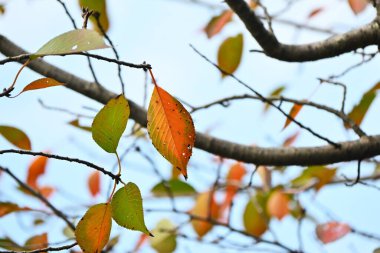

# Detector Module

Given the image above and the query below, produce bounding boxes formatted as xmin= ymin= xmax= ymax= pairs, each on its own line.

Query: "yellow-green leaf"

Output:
xmin=151 ymin=179 xmax=196 ymax=197
xmin=150 ymin=219 xmax=177 ymax=253
xmin=217 ymin=33 xmax=243 ymax=77
xmin=292 ymin=166 xmax=336 ymax=191
xmin=0 ymin=125 xmax=31 ymax=150
xmin=69 ymin=119 xmax=92 ymax=132
xmin=264 ymin=85 xmax=286 ymax=112
xmin=75 ymin=203 xmax=112 ymax=253
xmin=79 ymin=0 xmax=109 ymax=32
xmin=92 ymin=95 xmax=130 ymax=153
xmin=111 ymin=183 xmax=151 ymax=235
xmin=13 ymin=78 xmax=64 ymax=97
xmin=147 ymin=85 xmax=195 ymax=179
xmin=243 ymin=197 xmax=268 ymax=237
xmin=32 ymin=29 xmax=109 ymax=59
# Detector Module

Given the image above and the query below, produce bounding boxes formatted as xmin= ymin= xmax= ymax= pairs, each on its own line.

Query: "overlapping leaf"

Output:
xmin=221 ymin=163 xmax=246 ymax=212
xmin=147 ymin=85 xmax=195 ymax=179
xmin=92 ymin=95 xmax=130 ymax=153
xmin=217 ymin=33 xmax=243 ymax=77
xmin=75 ymin=203 xmax=112 ymax=253
xmin=111 ymin=183 xmax=151 ymax=235
xmin=0 ymin=126 xmax=31 ymax=150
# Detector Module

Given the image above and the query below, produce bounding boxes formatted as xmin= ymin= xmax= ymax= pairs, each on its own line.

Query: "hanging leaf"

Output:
xmin=111 ymin=183 xmax=151 ymax=235
xmin=204 ymin=10 xmax=233 ymax=39
xmin=346 ymin=82 xmax=380 ymax=128
xmin=316 ymin=222 xmax=351 ymax=244
xmin=243 ymin=197 xmax=268 ymax=237
xmin=68 ymin=119 xmax=92 ymax=132
xmin=190 ymin=191 xmax=220 ymax=237
xmin=266 ymin=190 xmax=290 ymax=220
xmin=24 ymin=233 xmax=48 ymax=251
xmin=92 ymin=95 xmax=130 ymax=153
xmin=348 ymin=0 xmax=368 ymax=14
xmin=75 ymin=203 xmax=112 ymax=253
xmin=221 ymin=163 xmax=246 ymax=212
xmin=307 ymin=7 xmax=324 ymax=19
xmin=292 ymin=166 xmax=336 ymax=191
xmin=88 ymin=171 xmax=101 ymax=197
xmin=257 ymin=166 xmax=271 ymax=192
xmin=147 ymin=84 xmax=195 ymax=179
xmin=150 ymin=219 xmax=177 ymax=253
xmin=0 ymin=237 xmax=24 ymax=251
xmin=32 ymin=29 xmax=109 ymax=59
xmin=27 ymin=156 xmax=48 ymax=189
xmin=0 ymin=202 xmax=30 ymax=217
xmin=13 ymin=78 xmax=64 ymax=97
xmin=263 ymin=85 xmax=286 ymax=112
xmin=283 ymin=103 xmax=303 ymax=130
xmin=282 ymin=131 xmax=300 ymax=147
xmin=132 ymin=234 xmax=148 ymax=253
xmin=79 ymin=0 xmax=109 ymax=32
xmin=0 ymin=125 xmax=31 ymax=150
xmin=217 ymin=33 xmax=243 ymax=77
xmin=151 ymin=179 xmax=196 ymax=197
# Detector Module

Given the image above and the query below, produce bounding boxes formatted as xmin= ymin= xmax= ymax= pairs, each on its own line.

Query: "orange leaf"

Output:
xmin=0 ymin=202 xmax=30 ymax=217
xmin=132 ymin=234 xmax=148 ymax=253
xmin=190 ymin=191 xmax=220 ymax=237
xmin=24 ymin=233 xmax=48 ymax=251
xmin=39 ymin=186 xmax=55 ymax=198
xmin=316 ymin=222 xmax=351 ymax=244
xmin=307 ymin=7 xmax=324 ymax=19
xmin=283 ymin=103 xmax=303 ymax=130
xmin=75 ymin=203 xmax=112 ymax=253
xmin=266 ymin=191 xmax=290 ymax=220
xmin=14 ymin=78 xmax=64 ymax=97
xmin=348 ymin=0 xmax=368 ymax=14
xmin=27 ymin=156 xmax=48 ymax=189
xmin=221 ymin=163 xmax=246 ymax=212
xmin=282 ymin=131 xmax=300 ymax=147
xmin=204 ymin=10 xmax=233 ymax=39
xmin=147 ymin=72 xmax=195 ymax=179
xmin=88 ymin=171 xmax=101 ymax=197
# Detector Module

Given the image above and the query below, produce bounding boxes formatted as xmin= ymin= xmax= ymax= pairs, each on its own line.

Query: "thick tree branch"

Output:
xmin=1 ymin=34 xmax=380 ymax=166
xmin=225 ymin=0 xmax=380 ymax=62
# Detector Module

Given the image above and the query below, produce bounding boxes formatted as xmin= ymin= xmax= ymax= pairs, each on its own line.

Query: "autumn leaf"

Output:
xmin=316 ymin=222 xmax=351 ymax=244
xmin=348 ymin=0 xmax=368 ymax=14
xmin=263 ymin=85 xmax=286 ymax=112
xmin=68 ymin=119 xmax=92 ymax=132
xmin=243 ymin=196 xmax=268 ymax=237
xmin=111 ymin=183 xmax=151 ymax=235
xmin=204 ymin=10 xmax=233 ymax=39
xmin=0 ymin=237 xmax=24 ymax=251
xmin=0 ymin=202 xmax=30 ymax=217
xmin=282 ymin=131 xmax=300 ymax=147
xmin=190 ymin=191 xmax=220 ymax=237
xmin=75 ymin=203 xmax=112 ymax=253
xmin=151 ymin=179 xmax=196 ymax=197
xmin=266 ymin=190 xmax=290 ymax=220
xmin=0 ymin=125 xmax=31 ymax=150
xmin=292 ymin=166 xmax=336 ymax=191
xmin=24 ymin=233 xmax=48 ymax=251
xmin=27 ymin=156 xmax=48 ymax=189
xmin=79 ymin=0 xmax=109 ymax=32
xmin=13 ymin=78 xmax=64 ymax=97
xmin=150 ymin=219 xmax=177 ymax=253
xmin=92 ymin=95 xmax=130 ymax=153
xmin=283 ymin=103 xmax=303 ymax=130
xmin=217 ymin=33 xmax=243 ymax=77
xmin=32 ymin=29 xmax=109 ymax=59
xmin=39 ymin=186 xmax=55 ymax=198
xmin=147 ymin=74 xmax=195 ymax=179
xmin=132 ymin=234 xmax=148 ymax=253
xmin=88 ymin=171 xmax=101 ymax=197
xmin=307 ymin=7 xmax=324 ymax=19
xmin=221 ymin=163 xmax=246 ymax=212
xmin=257 ymin=166 xmax=271 ymax=191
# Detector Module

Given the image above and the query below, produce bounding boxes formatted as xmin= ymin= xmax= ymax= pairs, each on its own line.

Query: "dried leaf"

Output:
xmin=14 ymin=78 xmax=64 ymax=97
xmin=217 ymin=33 xmax=243 ymax=77
xmin=0 ymin=125 xmax=31 ymax=150
xmin=316 ymin=222 xmax=351 ymax=244
xmin=88 ymin=171 xmax=101 ymax=197
xmin=147 ymin=84 xmax=195 ymax=179
xmin=204 ymin=10 xmax=233 ymax=39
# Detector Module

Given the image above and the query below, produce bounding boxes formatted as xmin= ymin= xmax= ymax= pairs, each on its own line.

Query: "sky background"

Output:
xmin=1 ymin=0 xmax=380 ymax=252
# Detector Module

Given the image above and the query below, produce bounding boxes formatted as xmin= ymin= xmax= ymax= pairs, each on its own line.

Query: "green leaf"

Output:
xmin=264 ymin=85 xmax=286 ymax=112
xmin=0 ymin=125 xmax=31 ymax=150
xmin=32 ymin=29 xmax=109 ymax=59
xmin=150 ymin=219 xmax=177 ymax=253
xmin=79 ymin=0 xmax=109 ymax=32
xmin=0 ymin=237 xmax=24 ymax=251
xmin=217 ymin=33 xmax=243 ymax=77
xmin=92 ymin=95 xmax=130 ymax=153
xmin=346 ymin=82 xmax=380 ymax=128
xmin=0 ymin=202 xmax=30 ymax=217
xmin=291 ymin=166 xmax=336 ymax=191
xmin=151 ymin=179 xmax=196 ymax=197
xmin=111 ymin=183 xmax=151 ymax=235
xmin=75 ymin=203 xmax=112 ymax=253
xmin=243 ymin=196 xmax=268 ymax=237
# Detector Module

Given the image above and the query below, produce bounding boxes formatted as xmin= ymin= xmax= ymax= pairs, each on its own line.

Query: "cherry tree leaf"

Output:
xmin=221 ymin=163 xmax=246 ymax=212
xmin=307 ymin=7 xmax=324 ymax=19
xmin=79 ymin=0 xmax=109 ymax=32
xmin=263 ymin=85 xmax=286 ymax=112
xmin=32 ymin=29 xmax=109 ymax=59
xmin=88 ymin=171 xmax=101 ymax=197
xmin=147 ymin=85 xmax=195 ymax=179
xmin=150 ymin=219 xmax=177 ymax=253
xmin=0 ymin=237 xmax=24 ymax=251
xmin=111 ymin=183 xmax=152 ymax=235
xmin=266 ymin=190 xmax=290 ymax=220
xmin=0 ymin=202 xmax=31 ymax=217
xmin=292 ymin=166 xmax=336 ymax=191
xmin=243 ymin=196 xmax=268 ymax=237
xmin=92 ymin=95 xmax=130 ymax=153
xmin=217 ymin=33 xmax=243 ymax=77
xmin=257 ymin=166 xmax=271 ymax=191
xmin=283 ymin=103 xmax=303 ymax=130
xmin=0 ymin=126 xmax=31 ymax=150
xmin=151 ymin=179 xmax=196 ymax=197
xmin=348 ymin=0 xmax=368 ymax=14
xmin=190 ymin=191 xmax=220 ymax=237
xmin=316 ymin=222 xmax=351 ymax=244
xmin=24 ymin=233 xmax=48 ymax=250
xmin=27 ymin=156 xmax=48 ymax=189
xmin=68 ymin=119 xmax=92 ymax=132
xmin=13 ymin=78 xmax=64 ymax=97
xmin=132 ymin=234 xmax=148 ymax=253
xmin=75 ymin=203 xmax=112 ymax=253
xmin=204 ymin=10 xmax=233 ymax=39
xmin=282 ymin=131 xmax=300 ymax=147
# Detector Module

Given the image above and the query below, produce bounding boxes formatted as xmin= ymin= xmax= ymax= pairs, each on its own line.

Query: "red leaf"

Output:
xmin=88 ymin=171 xmax=101 ymax=197
xmin=316 ymin=222 xmax=351 ymax=244
xmin=27 ymin=156 xmax=48 ymax=189
xmin=204 ymin=10 xmax=233 ymax=39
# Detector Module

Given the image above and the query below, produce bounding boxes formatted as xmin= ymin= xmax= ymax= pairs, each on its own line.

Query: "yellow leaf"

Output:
xmin=217 ymin=33 xmax=243 ymax=77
